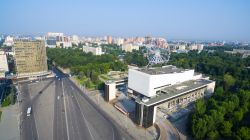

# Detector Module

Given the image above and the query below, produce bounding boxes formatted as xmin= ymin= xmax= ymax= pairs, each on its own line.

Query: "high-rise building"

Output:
xmin=115 ymin=38 xmax=124 ymax=46
xmin=14 ymin=39 xmax=48 ymax=78
xmin=0 ymin=51 xmax=9 ymax=78
xmin=71 ymin=35 xmax=79 ymax=45
xmin=107 ymin=36 xmax=112 ymax=44
xmin=3 ymin=36 xmax=14 ymax=46
xmin=45 ymin=32 xmax=73 ymax=48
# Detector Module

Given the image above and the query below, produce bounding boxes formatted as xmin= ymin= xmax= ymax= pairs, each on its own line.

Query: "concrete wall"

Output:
xmin=108 ymin=83 xmax=116 ymax=101
xmin=128 ymin=69 xmax=195 ymax=97
xmin=206 ymin=81 xmax=216 ymax=94
xmin=149 ymin=70 xmax=195 ymax=94
xmin=128 ymin=69 xmax=151 ymax=96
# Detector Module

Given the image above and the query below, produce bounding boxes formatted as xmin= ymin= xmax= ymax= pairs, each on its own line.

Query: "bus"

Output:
xmin=27 ymin=107 xmax=32 ymax=116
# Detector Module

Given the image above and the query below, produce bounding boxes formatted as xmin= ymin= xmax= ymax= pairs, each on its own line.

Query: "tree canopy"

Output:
xmin=169 ymin=50 xmax=250 ymax=139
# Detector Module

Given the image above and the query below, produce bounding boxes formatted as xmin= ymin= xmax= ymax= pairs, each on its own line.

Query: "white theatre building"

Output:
xmin=127 ymin=65 xmax=215 ymax=128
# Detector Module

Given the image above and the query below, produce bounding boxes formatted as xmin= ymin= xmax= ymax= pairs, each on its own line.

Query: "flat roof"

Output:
xmin=136 ymin=65 xmax=189 ymax=75
xmin=137 ymin=79 xmax=214 ymax=106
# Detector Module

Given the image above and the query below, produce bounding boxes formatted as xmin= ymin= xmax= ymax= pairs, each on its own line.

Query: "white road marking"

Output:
xmin=28 ymin=83 xmax=38 ymax=86
xmin=74 ymin=91 xmax=95 ymax=140
xmin=66 ymin=77 xmax=115 ymax=140
xmin=62 ymin=80 xmax=70 ymax=140
xmin=67 ymin=92 xmax=81 ymax=140
xmin=33 ymin=107 xmax=40 ymax=140
xmin=52 ymin=81 xmax=55 ymax=140
xmin=74 ymin=83 xmax=116 ymax=140
xmin=112 ymin=126 xmax=115 ymax=140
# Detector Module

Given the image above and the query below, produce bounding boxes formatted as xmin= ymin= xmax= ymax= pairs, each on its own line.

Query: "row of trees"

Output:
xmin=169 ymin=51 xmax=250 ymax=91
xmin=168 ymin=50 xmax=250 ymax=139
xmin=124 ymin=49 xmax=148 ymax=67
xmin=1 ymin=84 xmax=16 ymax=107
xmin=47 ymin=48 xmax=127 ymax=89
xmin=100 ymin=44 xmax=148 ymax=67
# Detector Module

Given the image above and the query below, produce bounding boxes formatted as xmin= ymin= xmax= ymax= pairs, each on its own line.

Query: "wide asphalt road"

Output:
xmin=53 ymin=67 xmax=132 ymax=140
xmin=19 ymin=81 xmax=38 ymax=140
xmin=20 ymin=67 xmax=133 ymax=140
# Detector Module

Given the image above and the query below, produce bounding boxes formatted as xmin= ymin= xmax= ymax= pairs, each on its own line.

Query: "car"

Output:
xmin=27 ymin=107 xmax=32 ymax=116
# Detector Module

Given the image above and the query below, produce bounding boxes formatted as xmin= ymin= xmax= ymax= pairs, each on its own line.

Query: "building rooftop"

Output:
xmin=104 ymin=71 xmax=128 ymax=84
xmin=14 ymin=39 xmax=44 ymax=42
xmin=136 ymin=65 xmax=188 ymax=75
xmin=136 ymin=78 xmax=214 ymax=106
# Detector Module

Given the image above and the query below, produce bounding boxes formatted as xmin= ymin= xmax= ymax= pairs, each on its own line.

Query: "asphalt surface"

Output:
xmin=19 ymin=81 xmax=39 ymax=140
xmin=53 ymin=77 xmax=68 ymax=140
xmin=19 ymin=67 xmax=133 ymax=140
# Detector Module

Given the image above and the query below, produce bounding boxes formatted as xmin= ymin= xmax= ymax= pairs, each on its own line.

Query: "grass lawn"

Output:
xmin=76 ymin=77 xmax=97 ymax=90
xmin=1 ymin=96 xmax=11 ymax=107
xmin=99 ymin=74 xmax=109 ymax=81
xmin=77 ymin=77 xmax=88 ymax=85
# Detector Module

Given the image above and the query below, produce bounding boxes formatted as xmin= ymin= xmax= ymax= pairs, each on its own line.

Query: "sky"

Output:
xmin=0 ymin=0 xmax=250 ymax=41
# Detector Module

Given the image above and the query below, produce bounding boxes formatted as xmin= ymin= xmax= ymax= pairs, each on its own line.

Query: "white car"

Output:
xmin=27 ymin=107 xmax=32 ymax=117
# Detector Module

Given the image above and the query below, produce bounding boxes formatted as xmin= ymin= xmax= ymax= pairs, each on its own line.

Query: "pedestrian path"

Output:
xmin=0 ymin=104 xmax=20 ymax=140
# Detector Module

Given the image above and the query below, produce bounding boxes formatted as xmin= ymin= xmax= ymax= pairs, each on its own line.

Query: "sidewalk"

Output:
xmin=156 ymin=111 xmax=180 ymax=140
xmin=0 ymin=104 xmax=20 ymax=140
xmin=70 ymin=77 xmax=158 ymax=140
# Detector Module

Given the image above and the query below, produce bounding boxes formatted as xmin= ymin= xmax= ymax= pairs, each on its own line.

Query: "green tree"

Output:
xmin=214 ymin=86 xmax=224 ymax=100
xmin=191 ymin=118 xmax=207 ymax=139
xmin=194 ymin=99 xmax=206 ymax=116
xmin=207 ymin=98 xmax=218 ymax=110
xmin=233 ymin=110 xmax=244 ymax=123
xmin=207 ymin=130 xmax=219 ymax=140
xmin=223 ymin=74 xmax=236 ymax=91
xmin=237 ymin=127 xmax=250 ymax=140
xmin=219 ymin=121 xmax=233 ymax=137
xmin=221 ymin=101 xmax=236 ymax=113
xmin=204 ymin=115 xmax=216 ymax=132
xmin=210 ymin=110 xmax=224 ymax=126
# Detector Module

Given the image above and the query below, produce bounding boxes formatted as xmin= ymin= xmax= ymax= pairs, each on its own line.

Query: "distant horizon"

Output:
xmin=1 ymin=0 xmax=250 ymax=42
xmin=1 ymin=33 xmax=248 ymax=42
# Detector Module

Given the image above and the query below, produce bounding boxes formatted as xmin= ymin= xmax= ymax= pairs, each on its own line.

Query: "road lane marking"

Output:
xmin=74 ymin=91 xmax=95 ymax=140
xmin=31 ymin=119 xmax=34 ymax=139
xmin=71 ymin=79 xmax=116 ymax=140
xmin=33 ymin=109 xmax=40 ymax=140
xmin=66 ymin=77 xmax=116 ymax=140
xmin=62 ymin=79 xmax=70 ymax=140
xmin=112 ymin=126 xmax=115 ymax=140
xmin=67 ymin=92 xmax=81 ymax=140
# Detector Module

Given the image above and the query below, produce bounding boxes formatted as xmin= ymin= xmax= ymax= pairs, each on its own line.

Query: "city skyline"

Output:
xmin=1 ymin=0 xmax=250 ymax=41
